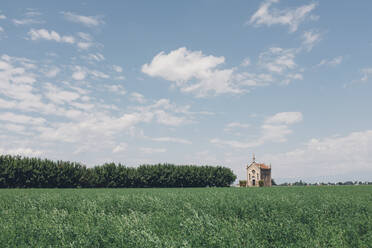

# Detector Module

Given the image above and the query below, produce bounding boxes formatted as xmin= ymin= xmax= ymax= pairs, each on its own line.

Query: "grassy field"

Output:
xmin=0 ymin=186 xmax=371 ymax=248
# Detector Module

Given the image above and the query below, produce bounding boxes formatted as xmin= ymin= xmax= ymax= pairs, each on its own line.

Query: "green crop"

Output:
xmin=0 ymin=186 xmax=371 ymax=247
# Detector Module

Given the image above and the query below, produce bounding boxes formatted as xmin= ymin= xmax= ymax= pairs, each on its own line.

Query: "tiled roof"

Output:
xmin=254 ymin=163 xmax=270 ymax=170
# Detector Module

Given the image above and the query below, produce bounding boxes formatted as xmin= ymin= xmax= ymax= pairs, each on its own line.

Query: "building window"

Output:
xmin=252 ymin=170 xmax=255 ymax=174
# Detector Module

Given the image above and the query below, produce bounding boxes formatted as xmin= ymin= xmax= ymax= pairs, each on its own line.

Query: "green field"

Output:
xmin=0 ymin=186 xmax=371 ymax=248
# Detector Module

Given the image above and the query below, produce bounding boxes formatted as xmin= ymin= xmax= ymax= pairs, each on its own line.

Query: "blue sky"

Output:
xmin=1 ymin=0 xmax=372 ymax=183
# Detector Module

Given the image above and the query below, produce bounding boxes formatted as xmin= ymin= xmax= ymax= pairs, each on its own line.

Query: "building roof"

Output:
xmin=248 ymin=162 xmax=271 ymax=170
xmin=256 ymin=163 xmax=271 ymax=170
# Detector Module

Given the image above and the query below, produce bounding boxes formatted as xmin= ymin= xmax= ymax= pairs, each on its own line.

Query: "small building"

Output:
xmin=246 ymin=154 xmax=272 ymax=187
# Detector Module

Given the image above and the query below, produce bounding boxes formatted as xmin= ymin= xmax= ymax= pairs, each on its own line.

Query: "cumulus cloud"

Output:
xmin=0 ymin=112 xmax=46 ymax=125
xmin=265 ymin=112 xmax=303 ymax=124
xmin=318 ymin=56 xmax=343 ymax=67
xmin=85 ymin=53 xmax=105 ymax=62
xmin=112 ymin=143 xmax=128 ymax=153
xmin=211 ymin=112 xmax=302 ymax=148
xmin=13 ymin=18 xmax=44 ymax=25
xmin=28 ymin=28 xmax=75 ymax=44
xmin=234 ymin=72 xmax=273 ymax=86
xmin=0 ymin=14 xmax=6 ymax=20
xmin=249 ymin=0 xmax=317 ymax=33
xmin=72 ymin=66 xmax=86 ymax=80
xmin=44 ymin=83 xmax=80 ymax=105
xmin=224 ymin=122 xmax=250 ymax=132
xmin=105 ymin=84 xmax=126 ymax=95
xmin=77 ymin=42 xmax=93 ymax=50
xmin=241 ymin=58 xmax=251 ymax=67
xmin=130 ymin=92 xmax=146 ymax=103
xmin=112 ymin=65 xmax=123 ymax=73
xmin=361 ymin=68 xmax=372 ymax=82
xmin=62 ymin=12 xmax=104 ymax=27
xmin=142 ymin=47 xmax=242 ymax=97
xmin=44 ymin=67 xmax=60 ymax=78
xmin=140 ymin=147 xmax=167 ymax=154
xmin=259 ymin=47 xmax=296 ymax=74
xmin=263 ymin=130 xmax=372 ymax=179
xmin=150 ymin=136 xmax=192 ymax=144
xmin=302 ymin=30 xmax=321 ymax=51
xmin=0 ymin=147 xmax=43 ymax=157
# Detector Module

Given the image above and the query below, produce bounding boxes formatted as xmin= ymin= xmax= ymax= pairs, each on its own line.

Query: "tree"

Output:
xmin=271 ymin=178 xmax=277 ymax=186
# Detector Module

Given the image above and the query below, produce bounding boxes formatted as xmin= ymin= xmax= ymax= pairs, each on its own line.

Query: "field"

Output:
xmin=0 ymin=186 xmax=371 ymax=248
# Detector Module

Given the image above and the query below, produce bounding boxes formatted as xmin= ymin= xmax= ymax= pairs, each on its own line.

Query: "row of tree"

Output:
xmin=0 ymin=155 xmax=236 ymax=188
xmin=278 ymin=180 xmax=372 ymax=186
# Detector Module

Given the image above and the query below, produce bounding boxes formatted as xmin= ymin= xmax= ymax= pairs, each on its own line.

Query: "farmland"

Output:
xmin=0 ymin=186 xmax=371 ymax=247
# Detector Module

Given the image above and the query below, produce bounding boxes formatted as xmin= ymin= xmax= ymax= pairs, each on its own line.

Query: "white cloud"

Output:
xmin=263 ymin=130 xmax=372 ymax=179
xmin=0 ymin=112 xmax=46 ymax=125
xmin=113 ymin=65 xmax=123 ymax=73
xmin=361 ymin=68 xmax=372 ymax=82
xmin=225 ymin=122 xmax=250 ymax=132
xmin=155 ymin=110 xmax=186 ymax=126
xmin=13 ymin=18 xmax=44 ymax=25
xmin=44 ymin=67 xmax=60 ymax=78
xmin=90 ymin=70 xmax=109 ymax=79
xmin=86 ymin=53 xmax=105 ymax=62
xmin=112 ymin=142 xmax=128 ymax=153
xmin=235 ymin=72 xmax=273 ymax=86
xmin=241 ymin=57 xmax=251 ymax=67
xmin=211 ymin=112 xmax=302 ymax=149
xmin=28 ymin=29 xmax=75 ymax=44
xmin=150 ymin=136 xmax=192 ymax=144
xmin=72 ymin=66 xmax=86 ymax=80
xmin=140 ymin=147 xmax=167 ymax=154
xmin=77 ymin=42 xmax=93 ymax=50
xmin=0 ymin=26 xmax=3 ymax=32
xmin=210 ymin=138 xmax=256 ymax=149
xmin=265 ymin=111 xmax=303 ymax=124
xmin=77 ymin=32 xmax=93 ymax=41
xmin=259 ymin=47 xmax=296 ymax=74
xmin=142 ymin=47 xmax=242 ymax=97
xmin=44 ymin=83 xmax=80 ymax=105
xmin=302 ymin=30 xmax=321 ymax=51
xmin=0 ymin=14 xmax=6 ymax=20
xmin=105 ymin=84 xmax=126 ymax=95
xmin=62 ymin=12 xmax=104 ymax=27
xmin=249 ymin=0 xmax=317 ymax=33
xmin=318 ymin=56 xmax=343 ymax=67
xmin=4 ymin=123 xmax=26 ymax=133
xmin=0 ymin=147 xmax=43 ymax=157
xmin=130 ymin=92 xmax=146 ymax=103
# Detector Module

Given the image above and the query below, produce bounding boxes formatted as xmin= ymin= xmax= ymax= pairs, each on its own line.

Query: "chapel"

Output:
xmin=246 ymin=154 xmax=272 ymax=187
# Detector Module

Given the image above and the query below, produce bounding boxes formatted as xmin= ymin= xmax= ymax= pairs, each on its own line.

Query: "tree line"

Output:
xmin=0 ymin=155 xmax=236 ymax=188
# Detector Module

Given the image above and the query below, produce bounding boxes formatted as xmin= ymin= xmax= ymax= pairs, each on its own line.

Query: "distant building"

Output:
xmin=246 ymin=154 xmax=272 ymax=187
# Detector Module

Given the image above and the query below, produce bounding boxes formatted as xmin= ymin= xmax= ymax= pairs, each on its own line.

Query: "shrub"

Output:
xmin=239 ymin=180 xmax=247 ymax=187
xmin=258 ymin=180 xmax=264 ymax=187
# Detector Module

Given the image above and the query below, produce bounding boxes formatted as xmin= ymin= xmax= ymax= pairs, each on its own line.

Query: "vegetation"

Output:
xmin=278 ymin=180 xmax=372 ymax=186
xmin=0 ymin=186 xmax=371 ymax=247
xmin=239 ymin=180 xmax=247 ymax=187
xmin=0 ymin=155 xmax=236 ymax=188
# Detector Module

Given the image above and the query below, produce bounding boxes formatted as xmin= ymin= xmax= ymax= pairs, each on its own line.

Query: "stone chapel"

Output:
xmin=246 ymin=154 xmax=272 ymax=187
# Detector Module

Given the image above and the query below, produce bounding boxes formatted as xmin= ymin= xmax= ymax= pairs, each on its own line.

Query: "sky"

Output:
xmin=1 ymin=0 xmax=372 ymax=183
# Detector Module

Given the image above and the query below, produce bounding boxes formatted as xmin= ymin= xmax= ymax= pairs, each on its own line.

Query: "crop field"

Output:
xmin=0 ymin=186 xmax=371 ymax=248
